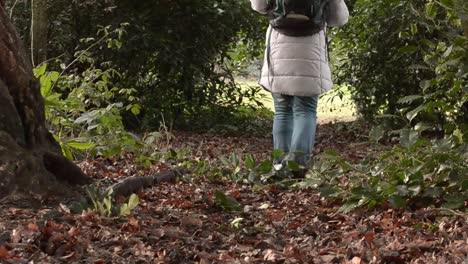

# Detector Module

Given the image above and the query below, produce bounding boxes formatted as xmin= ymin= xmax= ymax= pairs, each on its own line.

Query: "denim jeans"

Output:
xmin=272 ymin=93 xmax=318 ymax=166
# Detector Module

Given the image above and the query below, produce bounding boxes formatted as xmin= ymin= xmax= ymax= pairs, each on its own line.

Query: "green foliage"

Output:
xmin=333 ymin=0 xmax=467 ymax=130
xmin=82 ymin=186 xmax=140 ymax=217
xmin=218 ymin=152 xmax=275 ymax=183
xmin=214 ymin=190 xmax=241 ymax=211
xmin=209 ymin=150 xmax=303 ymax=184
xmin=11 ymin=0 xmax=267 ymax=130
xmin=327 ymin=0 xmax=467 ymax=211
xmin=86 ymin=187 xmax=114 ymax=217
xmin=34 ymin=26 xmax=143 ymax=159
xmin=207 ymin=105 xmax=274 ymax=137
xmin=301 ymin=135 xmax=467 ymax=213
xmin=396 ymin=0 xmax=468 ymax=140
xmin=119 ymin=194 xmax=140 ymax=217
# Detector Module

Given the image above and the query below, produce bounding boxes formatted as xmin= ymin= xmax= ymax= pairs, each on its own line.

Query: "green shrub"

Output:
xmin=9 ymin=0 xmax=267 ymax=130
xmin=300 ymin=133 xmax=467 ymax=212
xmin=76 ymin=186 xmax=140 ymax=217
xmin=333 ymin=0 xmax=466 ymax=128
xmin=34 ymin=26 xmax=143 ymax=159
xmin=396 ymin=0 xmax=467 ymax=140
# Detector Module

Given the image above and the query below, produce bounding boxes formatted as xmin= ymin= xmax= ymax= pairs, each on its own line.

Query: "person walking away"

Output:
xmin=250 ymin=0 xmax=349 ymax=176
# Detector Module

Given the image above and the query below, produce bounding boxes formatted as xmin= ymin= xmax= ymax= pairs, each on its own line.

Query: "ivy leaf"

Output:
xmin=442 ymin=194 xmax=465 ymax=209
xmin=406 ymin=104 xmax=426 ymax=122
xmin=414 ymin=122 xmax=432 ymax=132
xmin=338 ymin=200 xmax=360 ymax=213
xmin=400 ymin=129 xmax=419 ymax=148
xmin=425 ymin=2 xmax=437 ymax=19
xmin=439 ymin=0 xmax=455 ymax=8
xmin=67 ymin=141 xmax=96 ymax=150
xmin=33 ymin=63 xmax=47 ymax=77
xmin=369 ymin=125 xmax=385 ymax=142
xmin=389 ymin=196 xmax=406 ymax=208
xmin=397 ymin=95 xmax=423 ymax=104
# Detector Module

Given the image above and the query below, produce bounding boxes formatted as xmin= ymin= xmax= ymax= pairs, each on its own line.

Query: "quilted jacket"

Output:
xmin=250 ymin=0 xmax=349 ymax=96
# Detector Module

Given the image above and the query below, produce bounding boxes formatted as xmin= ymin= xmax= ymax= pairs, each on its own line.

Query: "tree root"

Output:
xmin=106 ymin=167 xmax=191 ymax=198
xmin=43 ymin=152 xmax=92 ymax=185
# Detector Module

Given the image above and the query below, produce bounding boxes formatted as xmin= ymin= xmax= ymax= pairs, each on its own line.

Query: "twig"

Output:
xmin=8 ymin=0 xmax=19 ymax=19
xmin=417 ymin=208 xmax=467 ymax=217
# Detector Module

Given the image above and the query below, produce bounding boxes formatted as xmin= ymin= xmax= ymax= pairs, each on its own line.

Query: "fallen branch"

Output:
xmin=106 ymin=167 xmax=191 ymax=198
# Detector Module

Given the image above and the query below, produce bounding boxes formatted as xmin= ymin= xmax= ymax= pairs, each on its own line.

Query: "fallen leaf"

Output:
xmin=351 ymin=256 xmax=362 ymax=264
xmin=180 ymin=216 xmax=203 ymax=229
xmin=0 ymin=246 xmax=9 ymax=258
xmin=27 ymin=223 xmax=39 ymax=232
xmin=363 ymin=232 xmax=375 ymax=247
xmin=263 ymin=249 xmax=281 ymax=261
xmin=128 ymin=216 xmax=140 ymax=228
xmin=287 ymin=221 xmax=301 ymax=230
xmin=283 ymin=244 xmax=301 ymax=258
xmin=321 ymin=255 xmax=337 ymax=263
xmin=68 ymin=227 xmax=80 ymax=237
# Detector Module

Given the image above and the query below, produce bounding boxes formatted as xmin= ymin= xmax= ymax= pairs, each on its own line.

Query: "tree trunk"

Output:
xmin=0 ymin=2 xmax=90 ymax=199
xmin=31 ymin=0 xmax=48 ymax=65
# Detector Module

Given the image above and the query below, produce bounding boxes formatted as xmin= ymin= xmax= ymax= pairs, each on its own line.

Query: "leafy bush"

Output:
xmin=396 ymin=0 xmax=467 ymax=140
xmin=316 ymin=0 xmax=468 ymax=212
xmin=77 ymin=186 xmax=140 ymax=217
xmin=299 ymin=131 xmax=467 ymax=212
xmin=9 ymin=0 xmax=267 ymax=130
xmin=333 ymin=0 xmax=466 ymax=128
xmin=34 ymin=26 xmax=143 ymax=159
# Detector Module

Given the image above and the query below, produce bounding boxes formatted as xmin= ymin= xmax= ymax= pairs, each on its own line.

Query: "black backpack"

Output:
xmin=268 ymin=0 xmax=330 ymax=36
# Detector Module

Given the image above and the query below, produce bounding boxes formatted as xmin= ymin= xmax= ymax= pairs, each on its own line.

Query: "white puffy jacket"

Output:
xmin=250 ymin=0 xmax=349 ymax=96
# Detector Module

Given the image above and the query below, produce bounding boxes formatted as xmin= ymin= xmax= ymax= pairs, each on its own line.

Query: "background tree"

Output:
xmin=0 ymin=2 xmax=90 ymax=199
xmin=31 ymin=0 xmax=48 ymax=65
xmin=7 ymin=0 xmax=267 ymax=131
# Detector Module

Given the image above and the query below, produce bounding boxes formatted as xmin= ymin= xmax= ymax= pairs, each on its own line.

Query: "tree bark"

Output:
xmin=31 ymin=0 xmax=48 ymax=65
xmin=106 ymin=167 xmax=190 ymax=198
xmin=0 ymin=2 xmax=91 ymax=199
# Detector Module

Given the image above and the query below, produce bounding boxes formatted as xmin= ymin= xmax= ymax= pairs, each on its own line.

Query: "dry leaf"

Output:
xmin=180 ymin=216 xmax=203 ymax=229
xmin=128 ymin=216 xmax=139 ymax=228
xmin=0 ymin=246 xmax=9 ymax=258
xmin=351 ymin=256 xmax=362 ymax=264
xmin=263 ymin=249 xmax=280 ymax=261
xmin=27 ymin=223 xmax=39 ymax=232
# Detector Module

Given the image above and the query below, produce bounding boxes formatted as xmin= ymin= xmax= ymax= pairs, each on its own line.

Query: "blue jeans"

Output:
xmin=272 ymin=94 xmax=318 ymax=166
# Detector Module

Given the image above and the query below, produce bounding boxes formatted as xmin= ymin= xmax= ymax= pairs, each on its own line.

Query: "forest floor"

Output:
xmin=0 ymin=121 xmax=467 ymax=263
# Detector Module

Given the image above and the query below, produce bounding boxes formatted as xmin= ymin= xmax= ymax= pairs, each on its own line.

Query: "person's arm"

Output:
xmin=326 ymin=0 xmax=349 ymax=27
xmin=250 ymin=0 xmax=271 ymax=15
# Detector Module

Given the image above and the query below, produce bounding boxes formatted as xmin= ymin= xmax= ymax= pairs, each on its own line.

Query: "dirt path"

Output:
xmin=0 ymin=122 xmax=466 ymax=263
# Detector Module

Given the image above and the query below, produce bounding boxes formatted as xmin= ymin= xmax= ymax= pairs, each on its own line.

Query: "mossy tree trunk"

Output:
xmin=0 ymin=2 xmax=90 ymax=199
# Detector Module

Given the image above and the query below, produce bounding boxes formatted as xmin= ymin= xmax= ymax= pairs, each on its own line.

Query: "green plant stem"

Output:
xmin=50 ymin=33 xmax=110 ymax=93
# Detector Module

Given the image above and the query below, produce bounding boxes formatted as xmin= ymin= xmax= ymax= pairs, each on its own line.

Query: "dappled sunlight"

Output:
xmin=237 ymin=80 xmax=357 ymax=124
